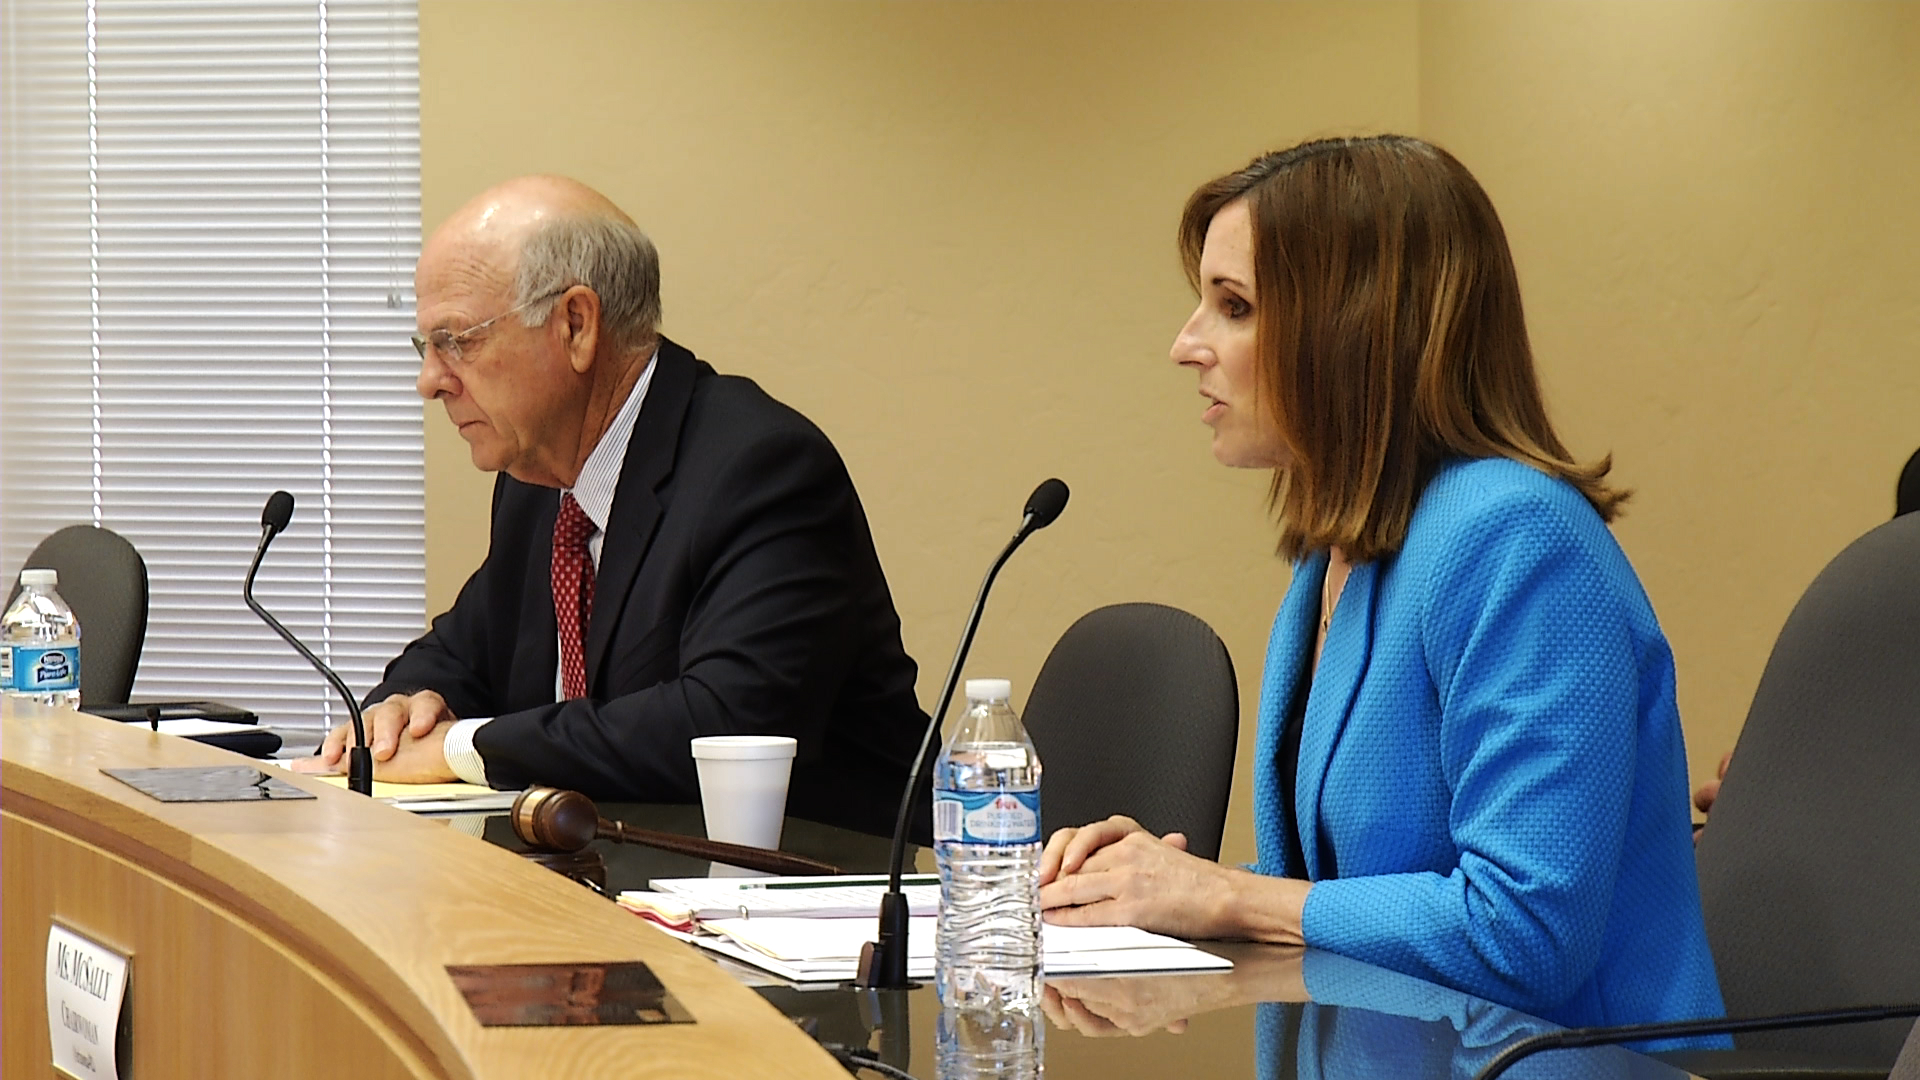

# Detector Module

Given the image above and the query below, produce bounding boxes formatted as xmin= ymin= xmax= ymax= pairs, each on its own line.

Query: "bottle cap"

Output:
xmin=964 ymin=678 xmax=1012 ymax=703
xmin=20 ymin=568 xmax=58 ymax=588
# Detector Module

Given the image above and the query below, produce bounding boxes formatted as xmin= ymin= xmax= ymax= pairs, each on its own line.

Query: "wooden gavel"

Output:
xmin=510 ymin=787 xmax=841 ymax=877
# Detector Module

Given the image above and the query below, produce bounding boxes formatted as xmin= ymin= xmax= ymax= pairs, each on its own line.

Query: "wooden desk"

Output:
xmin=1 ymin=700 xmax=846 ymax=1080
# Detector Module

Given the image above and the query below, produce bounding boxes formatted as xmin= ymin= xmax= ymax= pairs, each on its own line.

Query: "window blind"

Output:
xmin=0 ymin=0 xmax=425 ymax=736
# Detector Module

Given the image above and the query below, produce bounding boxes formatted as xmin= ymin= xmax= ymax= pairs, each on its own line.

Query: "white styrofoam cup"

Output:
xmin=689 ymin=735 xmax=797 ymax=874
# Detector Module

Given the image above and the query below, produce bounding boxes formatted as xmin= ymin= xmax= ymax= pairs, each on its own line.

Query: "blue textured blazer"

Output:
xmin=1253 ymin=457 xmax=1726 ymax=1030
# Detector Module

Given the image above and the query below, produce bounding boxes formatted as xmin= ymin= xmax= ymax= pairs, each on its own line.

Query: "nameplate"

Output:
xmin=45 ymin=924 xmax=129 ymax=1080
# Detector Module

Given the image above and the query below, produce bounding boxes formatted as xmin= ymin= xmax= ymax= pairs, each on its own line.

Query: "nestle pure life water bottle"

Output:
xmin=934 ymin=677 xmax=1044 ymax=1011
xmin=1 ymin=569 xmax=82 ymax=708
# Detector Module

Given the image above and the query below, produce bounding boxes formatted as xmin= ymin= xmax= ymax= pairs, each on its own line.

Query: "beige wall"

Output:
xmin=1420 ymin=0 xmax=1920 ymax=795
xmin=417 ymin=1 xmax=1917 ymax=864
xmin=419 ymin=0 xmax=1420 ymax=865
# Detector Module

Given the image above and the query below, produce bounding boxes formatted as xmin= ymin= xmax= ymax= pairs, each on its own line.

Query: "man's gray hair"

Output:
xmin=513 ymin=215 xmax=661 ymax=356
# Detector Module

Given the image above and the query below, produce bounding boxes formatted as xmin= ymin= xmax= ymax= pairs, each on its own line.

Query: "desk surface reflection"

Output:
xmin=472 ymin=803 xmax=1692 ymax=1080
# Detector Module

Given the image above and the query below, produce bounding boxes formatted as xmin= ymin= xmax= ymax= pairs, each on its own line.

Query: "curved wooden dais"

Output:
xmin=2 ymin=699 xmax=844 ymax=1079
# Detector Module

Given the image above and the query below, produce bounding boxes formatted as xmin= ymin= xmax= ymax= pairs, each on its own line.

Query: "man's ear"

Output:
xmin=556 ymin=285 xmax=601 ymax=374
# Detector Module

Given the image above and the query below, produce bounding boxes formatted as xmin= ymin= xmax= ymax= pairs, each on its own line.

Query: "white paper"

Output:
xmin=45 ymin=925 xmax=128 ymax=1080
xmin=704 ymin=916 xmax=1189 ymax=962
xmin=152 ymin=718 xmax=266 ymax=737
xmin=649 ymin=874 xmax=943 ymax=920
xmin=685 ymin=933 xmax=1231 ymax=983
xmin=378 ymin=792 xmax=521 ymax=813
xmin=688 ymin=915 xmax=1233 ymax=982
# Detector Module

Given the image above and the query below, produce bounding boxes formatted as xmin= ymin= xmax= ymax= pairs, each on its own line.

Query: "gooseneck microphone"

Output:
xmin=1473 ymin=1003 xmax=1920 ymax=1080
xmin=243 ymin=490 xmax=374 ymax=796
xmin=856 ymin=477 xmax=1070 ymax=989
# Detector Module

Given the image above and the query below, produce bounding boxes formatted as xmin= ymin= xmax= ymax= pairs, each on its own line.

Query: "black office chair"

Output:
xmin=1022 ymin=603 xmax=1238 ymax=861
xmin=7 ymin=524 xmax=149 ymax=705
xmin=1896 ymin=447 xmax=1919 ymax=518
xmin=1686 ymin=512 xmax=1920 ymax=1072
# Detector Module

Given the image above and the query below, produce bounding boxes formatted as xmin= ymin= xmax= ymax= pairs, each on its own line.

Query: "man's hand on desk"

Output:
xmin=290 ymin=689 xmax=460 ymax=783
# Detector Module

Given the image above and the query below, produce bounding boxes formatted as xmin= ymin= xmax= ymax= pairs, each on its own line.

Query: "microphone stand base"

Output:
xmin=853 ymin=890 xmax=919 ymax=990
xmin=346 ymin=746 xmax=374 ymax=796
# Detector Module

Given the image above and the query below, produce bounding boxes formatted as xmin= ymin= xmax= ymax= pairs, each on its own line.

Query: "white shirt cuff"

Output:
xmin=444 ymin=813 xmax=489 ymax=838
xmin=442 ymin=716 xmax=494 ymax=787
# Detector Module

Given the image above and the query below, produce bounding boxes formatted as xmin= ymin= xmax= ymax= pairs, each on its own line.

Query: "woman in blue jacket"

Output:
xmin=1038 ymin=135 xmax=1726 ymax=1031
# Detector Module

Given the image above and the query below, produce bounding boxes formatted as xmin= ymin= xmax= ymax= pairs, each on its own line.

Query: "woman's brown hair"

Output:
xmin=1179 ymin=135 xmax=1627 ymax=562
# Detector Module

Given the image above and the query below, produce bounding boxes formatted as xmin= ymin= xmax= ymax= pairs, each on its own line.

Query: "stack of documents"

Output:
xmin=688 ymin=916 xmax=1230 ymax=983
xmin=638 ymin=875 xmax=1232 ymax=983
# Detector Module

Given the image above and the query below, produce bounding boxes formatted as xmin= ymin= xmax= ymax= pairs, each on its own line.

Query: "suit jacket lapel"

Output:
xmin=1255 ymin=551 xmax=1326 ymax=878
xmin=1297 ymin=558 xmax=1379 ymax=880
xmin=584 ymin=338 xmax=697 ymax=686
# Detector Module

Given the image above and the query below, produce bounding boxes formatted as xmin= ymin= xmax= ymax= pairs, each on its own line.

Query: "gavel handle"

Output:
xmin=601 ymin=820 xmax=841 ymax=876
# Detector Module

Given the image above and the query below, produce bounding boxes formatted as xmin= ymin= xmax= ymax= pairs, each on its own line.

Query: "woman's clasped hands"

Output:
xmin=1038 ymin=815 xmax=1309 ymax=944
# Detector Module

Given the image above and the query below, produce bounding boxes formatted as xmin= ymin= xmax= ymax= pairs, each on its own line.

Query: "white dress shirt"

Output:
xmin=441 ymin=350 xmax=657 ymax=786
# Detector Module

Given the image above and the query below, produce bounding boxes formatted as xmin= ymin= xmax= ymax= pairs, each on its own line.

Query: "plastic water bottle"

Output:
xmin=1 ymin=568 xmax=82 ymax=708
xmin=934 ymin=677 xmax=1044 ymax=1010
xmin=936 ymin=1003 xmax=1043 ymax=1080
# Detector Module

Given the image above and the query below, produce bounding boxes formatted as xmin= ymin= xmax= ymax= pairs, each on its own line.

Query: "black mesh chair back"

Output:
xmin=1694 ymin=512 xmax=1920 ymax=1063
xmin=1022 ymin=603 xmax=1238 ymax=861
xmin=7 ymin=525 xmax=149 ymax=705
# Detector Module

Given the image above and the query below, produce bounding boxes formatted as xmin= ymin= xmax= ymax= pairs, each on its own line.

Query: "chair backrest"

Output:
xmin=1694 ymin=512 xmax=1920 ymax=1062
xmin=7 ymin=524 xmax=149 ymax=705
xmin=1897 ymin=446 xmax=1920 ymax=518
xmin=1022 ymin=603 xmax=1238 ymax=861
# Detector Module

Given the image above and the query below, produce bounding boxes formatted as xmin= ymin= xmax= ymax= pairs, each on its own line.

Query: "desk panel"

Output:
xmin=1 ymin=700 xmax=847 ymax=1080
xmin=5 ymin=808 xmax=434 ymax=1080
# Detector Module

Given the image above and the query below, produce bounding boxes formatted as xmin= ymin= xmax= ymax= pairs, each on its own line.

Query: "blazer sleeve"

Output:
xmin=1285 ymin=954 xmax=1611 ymax=1080
xmin=364 ymin=476 xmax=508 ymax=720
xmin=1299 ymin=489 xmax=1641 ymax=1013
xmin=1297 ymin=950 xmax=1557 ymax=1051
xmin=469 ymin=424 xmax=871 ymax=801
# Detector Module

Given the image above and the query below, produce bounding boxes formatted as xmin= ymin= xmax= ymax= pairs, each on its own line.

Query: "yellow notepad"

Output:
xmin=305 ymin=775 xmax=502 ymax=801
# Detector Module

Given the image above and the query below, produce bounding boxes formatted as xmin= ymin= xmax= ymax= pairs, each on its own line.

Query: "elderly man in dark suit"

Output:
xmin=299 ymin=175 xmax=927 ymax=839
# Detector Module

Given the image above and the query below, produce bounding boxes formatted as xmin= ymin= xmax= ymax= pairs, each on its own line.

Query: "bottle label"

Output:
xmin=10 ymin=646 xmax=79 ymax=694
xmin=0 ymin=645 xmax=12 ymax=690
xmin=934 ymin=789 xmax=1041 ymax=846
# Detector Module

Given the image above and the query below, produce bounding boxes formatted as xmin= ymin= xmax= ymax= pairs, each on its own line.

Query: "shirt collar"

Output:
xmin=566 ymin=347 xmax=658 ymax=533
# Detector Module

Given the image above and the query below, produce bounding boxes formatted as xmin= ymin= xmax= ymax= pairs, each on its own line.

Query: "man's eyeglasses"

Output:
xmin=411 ymin=288 xmax=569 ymax=365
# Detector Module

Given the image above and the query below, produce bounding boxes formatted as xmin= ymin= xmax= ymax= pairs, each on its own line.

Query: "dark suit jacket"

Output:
xmin=371 ymin=338 xmax=931 ymax=839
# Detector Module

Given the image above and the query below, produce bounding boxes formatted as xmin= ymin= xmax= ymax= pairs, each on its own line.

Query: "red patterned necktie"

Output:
xmin=552 ymin=492 xmax=596 ymax=700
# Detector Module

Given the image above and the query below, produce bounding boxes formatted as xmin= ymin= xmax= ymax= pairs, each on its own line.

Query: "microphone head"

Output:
xmin=261 ymin=490 xmax=295 ymax=536
xmin=1023 ymin=478 xmax=1070 ymax=530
